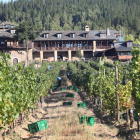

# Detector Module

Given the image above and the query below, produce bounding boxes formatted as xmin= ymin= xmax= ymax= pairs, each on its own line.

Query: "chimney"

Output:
xmin=85 ymin=25 xmax=89 ymax=31
xmin=106 ymin=27 xmax=110 ymax=35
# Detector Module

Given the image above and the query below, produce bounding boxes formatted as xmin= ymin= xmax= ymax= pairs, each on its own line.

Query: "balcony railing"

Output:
xmin=118 ymin=55 xmax=132 ymax=60
xmin=34 ymin=46 xmax=93 ymax=51
xmin=6 ymin=43 xmax=32 ymax=48
xmin=106 ymin=56 xmax=117 ymax=59
xmin=96 ymin=46 xmax=111 ymax=49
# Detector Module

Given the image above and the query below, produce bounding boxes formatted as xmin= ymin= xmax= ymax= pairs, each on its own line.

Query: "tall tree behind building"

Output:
xmin=0 ymin=0 xmax=140 ymax=36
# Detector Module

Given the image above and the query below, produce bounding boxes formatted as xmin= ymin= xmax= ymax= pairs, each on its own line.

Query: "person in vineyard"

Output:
xmin=67 ymin=71 xmax=70 ymax=79
xmin=48 ymin=65 xmax=51 ymax=70
xmin=57 ymin=77 xmax=61 ymax=87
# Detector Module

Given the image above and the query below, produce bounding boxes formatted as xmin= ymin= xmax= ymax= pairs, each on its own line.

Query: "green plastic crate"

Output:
xmin=66 ymin=93 xmax=75 ymax=98
xmin=63 ymin=102 xmax=72 ymax=106
xmin=79 ymin=116 xmax=95 ymax=126
xmin=52 ymin=87 xmax=57 ymax=90
xmin=75 ymin=88 xmax=79 ymax=92
xmin=133 ymin=110 xmax=138 ymax=121
xmin=97 ymin=99 xmax=100 ymax=105
xmin=52 ymin=85 xmax=58 ymax=91
xmin=77 ymin=102 xmax=86 ymax=108
xmin=67 ymin=85 xmax=75 ymax=90
xmin=87 ymin=117 xmax=95 ymax=126
xmin=120 ymin=113 xmax=126 ymax=120
xmin=79 ymin=116 xmax=87 ymax=123
xmin=28 ymin=120 xmax=48 ymax=134
xmin=62 ymin=89 xmax=67 ymax=91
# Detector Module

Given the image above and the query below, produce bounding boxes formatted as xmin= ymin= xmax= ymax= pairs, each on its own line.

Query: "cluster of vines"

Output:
xmin=67 ymin=61 xmax=133 ymax=116
xmin=0 ymin=54 xmax=63 ymax=134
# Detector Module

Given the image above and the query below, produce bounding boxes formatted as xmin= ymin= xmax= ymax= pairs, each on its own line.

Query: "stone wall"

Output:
xmin=7 ymin=49 xmax=33 ymax=66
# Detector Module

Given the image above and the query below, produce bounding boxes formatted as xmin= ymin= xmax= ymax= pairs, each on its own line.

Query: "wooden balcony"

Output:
xmin=106 ymin=56 xmax=117 ymax=60
xmin=118 ymin=55 xmax=132 ymax=60
xmin=34 ymin=46 xmax=93 ymax=51
xmin=96 ymin=46 xmax=111 ymax=49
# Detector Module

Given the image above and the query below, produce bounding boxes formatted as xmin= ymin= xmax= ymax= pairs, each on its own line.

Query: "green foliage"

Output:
xmin=124 ymin=34 xmax=135 ymax=41
xmin=131 ymin=46 xmax=140 ymax=112
xmin=0 ymin=54 xmax=62 ymax=128
xmin=76 ymin=51 xmax=83 ymax=58
xmin=14 ymin=21 xmax=41 ymax=43
xmin=67 ymin=61 xmax=133 ymax=116
xmin=0 ymin=0 xmax=140 ymax=34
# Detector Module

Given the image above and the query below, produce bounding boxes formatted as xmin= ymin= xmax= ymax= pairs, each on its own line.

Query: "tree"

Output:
xmin=76 ymin=51 xmax=83 ymax=58
xmin=14 ymin=21 xmax=41 ymax=66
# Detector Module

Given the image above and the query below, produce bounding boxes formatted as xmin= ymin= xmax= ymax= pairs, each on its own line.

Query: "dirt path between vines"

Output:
xmin=7 ymin=71 xmax=120 ymax=140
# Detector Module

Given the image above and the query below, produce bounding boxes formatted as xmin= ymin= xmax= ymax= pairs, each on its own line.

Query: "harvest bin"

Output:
xmin=77 ymin=102 xmax=86 ymax=108
xmin=62 ymin=89 xmax=67 ymax=91
xmin=133 ymin=110 xmax=138 ymax=121
xmin=28 ymin=119 xmax=48 ymax=134
xmin=66 ymin=93 xmax=75 ymax=98
xmin=67 ymin=85 xmax=75 ymax=90
xmin=63 ymin=102 xmax=73 ymax=106
xmin=52 ymin=85 xmax=58 ymax=91
xmin=75 ymin=88 xmax=79 ymax=92
xmin=79 ymin=116 xmax=95 ymax=126
xmin=120 ymin=113 xmax=126 ymax=120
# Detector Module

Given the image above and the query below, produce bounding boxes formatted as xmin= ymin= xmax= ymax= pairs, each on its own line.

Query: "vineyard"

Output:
xmin=67 ymin=46 xmax=140 ymax=131
xmin=0 ymin=53 xmax=66 ymax=138
xmin=67 ymin=60 xmax=133 ymax=115
xmin=0 ymin=46 xmax=140 ymax=139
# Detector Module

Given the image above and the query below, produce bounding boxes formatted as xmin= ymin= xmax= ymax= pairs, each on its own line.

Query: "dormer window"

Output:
xmin=10 ymin=29 xmax=15 ymax=34
xmin=70 ymin=33 xmax=75 ymax=38
xmin=57 ymin=33 xmax=62 ymax=38
xmin=100 ymin=33 xmax=106 ymax=38
xmin=44 ymin=33 xmax=49 ymax=38
xmin=127 ymin=41 xmax=132 ymax=47
xmin=83 ymin=33 xmax=88 ymax=38
xmin=72 ymin=33 xmax=75 ymax=38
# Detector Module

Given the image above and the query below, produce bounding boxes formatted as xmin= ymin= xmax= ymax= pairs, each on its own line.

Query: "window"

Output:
xmin=100 ymin=34 xmax=106 ymax=37
xmin=121 ymin=53 xmax=124 ymax=56
xmin=83 ymin=33 xmax=88 ymax=38
xmin=72 ymin=34 xmax=75 ymax=38
xmin=57 ymin=34 xmax=62 ymax=38
xmin=1 ymin=41 xmax=5 ymax=44
xmin=84 ymin=43 xmax=87 ymax=46
xmin=44 ymin=34 xmax=49 ymax=38
xmin=46 ymin=34 xmax=49 ymax=38
xmin=78 ymin=44 xmax=82 ymax=47
xmin=44 ymin=44 xmax=46 ymax=47
xmin=6 ymin=25 xmax=10 ymax=28
xmin=70 ymin=44 xmax=73 ymax=47
xmin=66 ymin=44 xmax=70 ymax=47
xmin=10 ymin=30 xmax=15 ymax=34
xmin=128 ymin=42 xmax=132 ymax=47
xmin=128 ymin=52 xmax=131 ymax=55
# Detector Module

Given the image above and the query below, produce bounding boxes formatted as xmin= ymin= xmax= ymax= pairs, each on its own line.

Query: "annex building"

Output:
xmin=0 ymin=22 xmax=135 ymax=65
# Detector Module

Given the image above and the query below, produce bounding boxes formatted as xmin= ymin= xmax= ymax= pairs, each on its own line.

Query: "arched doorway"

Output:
xmin=13 ymin=58 xmax=18 ymax=65
xmin=57 ymin=55 xmax=63 ymax=61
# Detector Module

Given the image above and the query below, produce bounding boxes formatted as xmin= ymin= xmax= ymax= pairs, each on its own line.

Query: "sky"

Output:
xmin=0 ymin=0 xmax=15 ymax=3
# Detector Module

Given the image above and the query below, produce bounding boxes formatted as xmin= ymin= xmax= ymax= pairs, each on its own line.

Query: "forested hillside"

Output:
xmin=0 ymin=0 xmax=140 ymax=35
